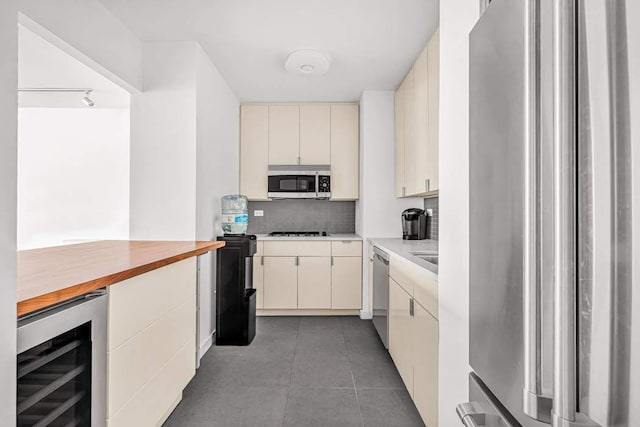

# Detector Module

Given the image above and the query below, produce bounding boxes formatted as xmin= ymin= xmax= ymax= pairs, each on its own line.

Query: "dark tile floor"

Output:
xmin=164 ymin=316 xmax=424 ymax=427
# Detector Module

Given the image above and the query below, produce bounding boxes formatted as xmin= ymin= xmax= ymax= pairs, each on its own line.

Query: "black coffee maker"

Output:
xmin=401 ymin=208 xmax=428 ymax=240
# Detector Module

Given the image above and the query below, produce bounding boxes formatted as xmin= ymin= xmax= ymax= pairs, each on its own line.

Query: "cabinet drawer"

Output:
xmin=331 ymin=240 xmax=362 ymax=257
xmin=413 ymin=269 xmax=438 ymax=320
xmin=389 ymin=254 xmax=414 ymax=296
xmin=264 ymin=241 xmax=331 ymax=257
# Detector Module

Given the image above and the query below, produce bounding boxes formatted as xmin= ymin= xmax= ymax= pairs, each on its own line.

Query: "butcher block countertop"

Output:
xmin=17 ymin=240 xmax=225 ymax=317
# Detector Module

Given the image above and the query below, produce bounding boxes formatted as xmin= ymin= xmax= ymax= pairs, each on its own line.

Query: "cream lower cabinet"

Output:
xmin=107 ymin=258 xmax=197 ymax=427
xmin=298 ymin=257 xmax=332 ymax=309
xmin=254 ymin=242 xmax=265 ymax=309
xmin=389 ymin=277 xmax=414 ymax=392
xmin=257 ymin=240 xmax=362 ymax=313
xmin=413 ymin=301 xmax=439 ymax=427
xmin=388 ymin=254 xmax=439 ymax=427
xmin=263 ymin=256 xmax=298 ymax=309
xmin=331 ymin=256 xmax=362 ymax=309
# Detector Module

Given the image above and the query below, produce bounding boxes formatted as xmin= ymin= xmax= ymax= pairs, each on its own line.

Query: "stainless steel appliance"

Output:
xmin=372 ymin=247 xmax=390 ymax=348
xmin=267 ymin=165 xmax=331 ymax=199
xmin=17 ymin=291 xmax=107 ymax=426
xmin=401 ymin=208 xmax=428 ymax=240
xmin=459 ymin=0 xmax=637 ymax=426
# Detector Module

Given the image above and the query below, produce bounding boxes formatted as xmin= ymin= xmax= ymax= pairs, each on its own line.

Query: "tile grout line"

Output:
xmin=281 ymin=317 xmax=302 ymax=427
xmin=341 ymin=318 xmax=365 ymax=427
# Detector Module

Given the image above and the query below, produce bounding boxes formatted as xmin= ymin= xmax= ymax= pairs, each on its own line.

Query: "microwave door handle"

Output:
xmin=315 ymin=171 xmax=319 ymax=198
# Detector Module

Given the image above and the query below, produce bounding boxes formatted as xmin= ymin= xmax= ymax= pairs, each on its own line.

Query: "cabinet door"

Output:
xmin=330 ymin=104 xmax=359 ymax=200
xmin=240 ymin=105 xmax=269 ymax=199
xmin=414 ymin=46 xmax=431 ymax=195
xmin=253 ymin=255 xmax=264 ymax=309
xmin=263 ymin=257 xmax=298 ymax=309
xmin=300 ymin=105 xmax=330 ymax=164
xmin=395 ymin=86 xmax=405 ymax=197
xmin=389 ymin=277 xmax=414 ymax=393
xmin=269 ymin=105 xmax=300 ymax=165
xmin=331 ymin=256 xmax=362 ymax=309
xmin=427 ymin=30 xmax=440 ymax=192
xmin=298 ymin=257 xmax=332 ymax=309
xmin=403 ymin=69 xmax=418 ymax=196
xmin=413 ymin=301 xmax=438 ymax=427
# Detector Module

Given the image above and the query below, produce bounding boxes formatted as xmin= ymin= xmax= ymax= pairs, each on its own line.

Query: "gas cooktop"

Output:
xmin=267 ymin=231 xmax=329 ymax=237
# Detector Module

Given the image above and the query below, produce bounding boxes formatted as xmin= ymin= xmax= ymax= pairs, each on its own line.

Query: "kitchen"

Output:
xmin=1 ymin=1 xmax=639 ymax=427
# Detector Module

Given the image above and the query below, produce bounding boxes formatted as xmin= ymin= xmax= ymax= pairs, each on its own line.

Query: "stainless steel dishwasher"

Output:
xmin=372 ymin=247 xmax=390 ymax=348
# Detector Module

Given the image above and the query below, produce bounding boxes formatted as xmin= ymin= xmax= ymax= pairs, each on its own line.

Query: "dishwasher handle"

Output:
xmin=374 ymin=253 xmax=389 ymax=265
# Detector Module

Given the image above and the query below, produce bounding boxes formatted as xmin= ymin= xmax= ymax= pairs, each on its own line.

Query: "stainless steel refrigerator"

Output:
xmin=459 ymin=0 xmax=638 ymax=426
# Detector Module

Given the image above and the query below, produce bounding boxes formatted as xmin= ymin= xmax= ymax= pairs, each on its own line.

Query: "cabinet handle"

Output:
xmin=425 ymin=179 xmax=430 ymax=192
xmin=295 ymin=256 xmax=299 ymax=266
xmin=409 ymin=298 xmax=414 ymax=317
xmin=260 ymin=256 xmax=264 ymax=266
xmin=402 ymin=186 xmax=406 ymax=197
xmin=297 ymin=156 xmax=301 ymax=165
xmin=331 ymin=256 xmax=334 ymax=266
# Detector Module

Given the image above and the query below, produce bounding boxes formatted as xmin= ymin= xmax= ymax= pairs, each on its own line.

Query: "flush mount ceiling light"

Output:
xmin=284 ymin=50 xmax=330 ymax=77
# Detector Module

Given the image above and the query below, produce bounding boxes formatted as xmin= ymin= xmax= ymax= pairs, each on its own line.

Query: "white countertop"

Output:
xmin=255 ymin=233 xmax=362 ymax=241
xmin=368 ymin=237 xmax=438 ymax=275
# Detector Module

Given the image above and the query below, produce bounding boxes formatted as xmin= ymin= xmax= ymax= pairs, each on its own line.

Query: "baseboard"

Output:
xmin=198 ymin=331 xmax=214 ymax=360
xmin=359 ymin=310 xmax=373 ymax=320
xmin=257 ymin=309 xmax=360 ymax=316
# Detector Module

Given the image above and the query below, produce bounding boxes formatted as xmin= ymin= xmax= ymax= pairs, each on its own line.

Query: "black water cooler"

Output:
xmin=215 ymin=234 xmax=257 ymax=345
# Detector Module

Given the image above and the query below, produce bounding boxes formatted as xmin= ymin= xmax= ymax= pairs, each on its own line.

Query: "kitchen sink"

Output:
xmin=410 ymin=251 xmax=439 ymax=265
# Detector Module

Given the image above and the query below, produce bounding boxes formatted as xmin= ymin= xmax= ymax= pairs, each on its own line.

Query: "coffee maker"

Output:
xmin=401 ymin=208 xmax=428 ymax=240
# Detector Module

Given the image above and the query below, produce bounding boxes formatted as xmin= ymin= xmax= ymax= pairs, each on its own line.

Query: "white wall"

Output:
xmin=129 ymin=42 xmax=198 ymax=240
xmin=438 ymin=1 xmax=479 ymax=425
xmin=0 ymin=1 xmax=18 ymax=422
xmin=18 ymin=0 xmax=142 ymax=92
xmin=357 ymin=90 xmax=423 ymax=317
xmin=130 ymin=41 xmax=240 ymax=356
xmin=195 ymin=45 xmax=240 ymax=356
xmin=17 ymin=108 xmax=130 ymax=250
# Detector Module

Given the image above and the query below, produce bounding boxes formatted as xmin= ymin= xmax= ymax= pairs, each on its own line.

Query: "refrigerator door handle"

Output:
xmin=522 ymin=0 xmax=553 ymax=423
xmin=456 ymin=402 xmax=487 ymax=427
xmin=551 ymin=1 xmax=599 ymax=426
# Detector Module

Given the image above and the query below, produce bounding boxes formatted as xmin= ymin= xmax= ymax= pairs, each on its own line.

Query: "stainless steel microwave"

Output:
xmin=267 ymin=165 xmax=331 ymax=199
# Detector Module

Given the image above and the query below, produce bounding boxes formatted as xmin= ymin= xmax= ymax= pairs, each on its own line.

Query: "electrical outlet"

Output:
xmin=254 ymin=210 xmax=264 ymax=217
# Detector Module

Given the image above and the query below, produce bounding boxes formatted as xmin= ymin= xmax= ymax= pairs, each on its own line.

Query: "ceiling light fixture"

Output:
xmin=82 ymin=90 xmax=95 ymax=107
xmin=17 ymin=88 xmax=95 ymax=107
xmin=285 ymin=50 xmax=330 ymax=77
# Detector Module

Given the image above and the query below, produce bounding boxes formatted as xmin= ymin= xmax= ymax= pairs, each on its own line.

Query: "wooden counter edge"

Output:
xmin=17 ymin=241 xmax=225 ymax=317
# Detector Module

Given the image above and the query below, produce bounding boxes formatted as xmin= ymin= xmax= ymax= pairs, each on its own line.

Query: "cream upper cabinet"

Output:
xmin=403 ymin=69 xmax=418 ymax=196
xmin=263 ymin=256 xmax=298 ymax=309
xmin=300 ymin=105 xmax=331 ymax=164
xmin=413 ymin=300 xmax=439 ymax=427
xmin=414 ymin=45 xmax=430 ymax=195
xmin=395 ymin=85 xmax=406 ymax=197
xmin=298 ymin=256 xmax=332 ymax=309
xmin=331 ymin=256 xmax=362 ymax=310
xmin=389 ymin=277 xmax=414 ymax=393
xmin=268 ymin=105 xmax=300 ymax=165
xmin=395 ymin=29 xmax=439 ymax=198
xmin=426 ymin=30 xmax=440 ymax=193
xmin=240 ymin=103 xmax=359 ymax=200
xmin=240 ymin=105 xmax=269 ymax=200
xmin=330 ymin=104 xmax=359 ymax=200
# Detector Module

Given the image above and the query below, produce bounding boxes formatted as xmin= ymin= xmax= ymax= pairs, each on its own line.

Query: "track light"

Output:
xmin=17 ymin=88 xmax=95 ymax=107
xmin=82 ymin=91 xmax=94 ymax=107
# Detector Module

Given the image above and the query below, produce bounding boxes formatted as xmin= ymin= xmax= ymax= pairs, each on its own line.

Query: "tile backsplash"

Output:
xmin=424 ymin=197 xmax=439 ymax=240
xmin=247 ymin=200 xmax=356 ymax=234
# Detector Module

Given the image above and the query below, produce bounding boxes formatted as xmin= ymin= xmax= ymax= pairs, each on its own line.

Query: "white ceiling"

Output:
xmin=18 ymin=26 xmax=130 ymax=109
xmin=97 ymin=0 xmax=439 ymax=102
